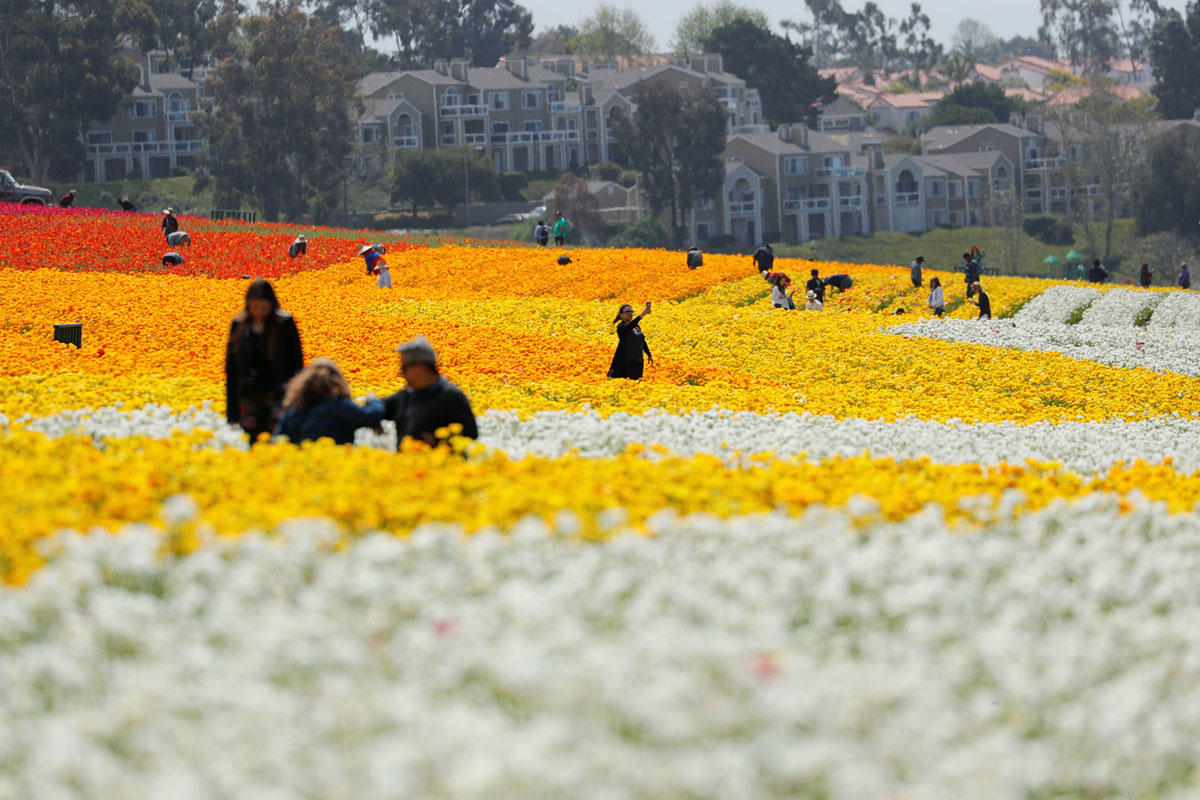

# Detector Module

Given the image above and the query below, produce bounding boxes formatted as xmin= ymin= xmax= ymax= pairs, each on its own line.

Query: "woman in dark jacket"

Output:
xmin=607 ymin=302 xmax=653 ymax=380
xmin=225 ymin=279 xmax=304 ymax=442
xmin=1139 ymin=263 xmax=1153 ymax=287
xmin=275 ymin=358 xmax=384 ymax=444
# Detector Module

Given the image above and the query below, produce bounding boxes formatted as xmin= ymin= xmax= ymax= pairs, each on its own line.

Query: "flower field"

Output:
xmin=4 ymin=206 xmax=1200 ymax=798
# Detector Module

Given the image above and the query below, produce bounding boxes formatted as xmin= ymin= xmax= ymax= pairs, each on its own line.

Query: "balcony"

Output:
xmin=393 ymin=135 xmax=418 ymax=148
xmin=1025 ymin=156 xmax=1066 ymax=170
xmin=464 ymin=132 xmax=487 ymax=145
xmin=815 ymin=166 xmax=866 ymax=178
xmin=1025 ymin=188 xmax=1043 ymax=199
xmin=549 ymin=101 xmax=582 ymax=114
xmin=87 ymin=140 xmax=206 ymax=156
xmin=440 ymin=104 xmax=488 ymax=117
xmin=166 ymin=110 xmax=191 ymax=123
xmin=838 ymin=195 xmax=863 ymax=208
xmin=729 ymin=124 xmax=769 ymax=135
xmin=539 ymin=130 xmax=580 ymax=142
xmin=728 ymin=200 xmax=756 ymax=215
xmin=894 ymin=191 xmax=920 ymax=205
xmin=1049 ymin=187 xmax=1070 ymax=200
xmin=440 ymin=134 xmax=458 ymax=146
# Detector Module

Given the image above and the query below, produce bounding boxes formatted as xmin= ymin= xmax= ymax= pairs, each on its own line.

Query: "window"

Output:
xmin=547 ymin=84 xmax=559 ymax=103
xmin=928 ymin=209 xmax=946 ymax=226
xmin=87 ymin=131 xmax=113 ymax=145
xmin=967 ymin=178 xmax=981 ymax=198
xmin=361 ymin=127 xmax=376 ymax=143
xmin=492 ymin=121 xmax=508 ymax=135
xmin=523 ymin=120 xmax=542 ymax=132
xmin=927 ymin=179 xmax=943 ymax=197
xmin=823 ymin=155 xmax=844 ymax=168
xmin=784 ymin=156 xmax=807 ymax=175
xmin=442 ymin=88 xmax=460 ymax=106
xmin=489 ymin=92 xmax=508 ymax=110
xmin=521 ymin=91 xmax=541 ymax=109
xmin=950 ymin=211 xmax=960 ymax=225
xmin=129 ymin=98 xmax=156 ymax=119
xmin=466 ymin=93 xmax=481 ymax=105
xmin=694 ymin=195 xmax=714 ymax=210
xmin=132 ymin=129 xmax=157 ymax=143
xmin=166 ymin=92 xmax=188 ymax=121
xmin=948 ymin=181 xmax=958 ymax=198
xmin=978 ymin=144 xmax=995 ymax=152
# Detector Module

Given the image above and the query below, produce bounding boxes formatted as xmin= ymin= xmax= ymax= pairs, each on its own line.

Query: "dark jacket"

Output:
xmin=1140 ymin=266 xmax=1152 ymax=287
xmin=963 ymin=261 xmax=980 ymax=284
xmin=162 ymin=214 xmax=179 ymax=236
xmin=805 ymin=276 xmax=825 ymax=302
xmin=1181 ymin=268 xmax=1192 ymax=289
xmin=976 ymin=290 xmax=991 ymax=319
xmin=275 ymin=397 xmax=385 ymax=445
xmin=383 ymin=377 xmax=478 ymax=447
xmin=823 ymin=274 xmax=853 ymax=292
xmin=752 ymin=246 xmax=774 ymax=271
xmin=1088 ymin=264 xmax=1108 ymax=283
xmin=224 ymin=311 xmax=304 ymax=424
xmin=607 ymin=315 xmax=651 ymax=379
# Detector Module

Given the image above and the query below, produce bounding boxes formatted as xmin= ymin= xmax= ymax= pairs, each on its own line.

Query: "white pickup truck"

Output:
xmin=0 ymin=169 xmax=52 ymax=205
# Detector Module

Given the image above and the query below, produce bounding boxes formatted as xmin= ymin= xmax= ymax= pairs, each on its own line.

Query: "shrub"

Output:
xmin=593 ymin=162 xmax=621 ymax=182
xmin=608 ymin=218 xmax=673 ymax=249
xmin=1022 ymin=215 xmax=1074 ymax=246
xmin=497 ymin=172 xmax=528 ymax=202
xmin=704 ymin=234 xmax=736 ymax=253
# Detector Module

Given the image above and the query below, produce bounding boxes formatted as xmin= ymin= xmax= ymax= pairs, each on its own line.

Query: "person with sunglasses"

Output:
xmin=382 ymin=336 xmax=477 ymax=448
xmin=607 ymin=301 xmax=653 ymax=380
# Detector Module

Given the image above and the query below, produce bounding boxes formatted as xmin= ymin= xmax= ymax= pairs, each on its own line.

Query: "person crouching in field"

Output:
xmin=288 ymin=235 xmax=307 ymax=258
xmin=359 ymin=243 xmax=391 ymax=288
xmin=275 ymin=358 xmax=384 ymax=444
xmin=166 ymin=230 xmax=191 ymax=248
xmin=225 ymin=279 xmax=304 ymax=443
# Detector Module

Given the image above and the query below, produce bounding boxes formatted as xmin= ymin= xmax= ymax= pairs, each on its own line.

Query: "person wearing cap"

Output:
xmin=162 ymin=208 xmax=179 ymax=238
xmin=607 ymin=302 xmax=653 ymax=379
xmin=288 ymin=235 xmax=308 ymax=258
xmin=805 ymin=289 xmax=823 ymax=311
xmin=553 ymin=211 xmax=568 ymax=246
xmin=382 ymin=336 xmax=478 ymax=448
xmin=910 ymin=256 xmax=924 ymax=287
xmin=359 ymin=243 xmax=391 ymax=288
xmin=58 ymin=189 xmax=76 ymax=208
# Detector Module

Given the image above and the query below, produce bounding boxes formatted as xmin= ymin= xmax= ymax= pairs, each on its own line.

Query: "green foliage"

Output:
xmin=672 ymin=0 xmax=769 ymax=54
xmin=391 ymin=147 xmax=497 ymax=215
xmin=593 ymin=162 xmax=622 ymax=182
xmin=1134 ymin=125 xmax=1200 ymax=241
xmin=550 ymin=172 xmax=603 ymax=241
xmin=701 ymin=17 xmax=836 ymax=126
xmin=608 ymin=218 xmax=673 ymax=249
xmin=611 ymin=82 xmax=726 ymax=244
xmin=1064 ymin=299 xmax=1094 ymax=325
xmin=0 ymin=0 xmax=154 ymax=181
xmin=497 ymin=172 xmax=528 ymax=202
xmin=566 ymin=4 xmax=654 ymax=58
xmin=1152 ymin=5 xmax=1200 ymax=119
xmin=1134 ymin=305 xmax=1156 ymax=326
xmin=884 ymin=136 xmax=921 ymax=154
xmin=199 ymin=0 xmax=358 ymax=223
xmin=1022 ymin=216 xmax=1075 ymax=246
xmin=368 ymin=0 xmax=531 ymax=67
xmin=925 ymin=81 xmax=1025 ymax=128
xmin=528 ymin=24 xmax=579 ymax=55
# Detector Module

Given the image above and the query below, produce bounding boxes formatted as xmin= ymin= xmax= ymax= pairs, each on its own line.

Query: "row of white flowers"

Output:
xmin=1147 ymin=290 xmax=1200 ymax=328
xmin=7 ymin=405 xmax=1200 ymax=473
xmin=1014 ymin=285 xmax=1100 ymax=324
xmin=1077 ymin=288 xmax=1162 ymax=326
xmin=3 ymin=497 xmax=1200 ymax=799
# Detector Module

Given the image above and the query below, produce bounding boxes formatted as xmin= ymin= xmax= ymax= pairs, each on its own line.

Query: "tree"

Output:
xmin=528 ymin=24 xmax=579 ymax=54
xmin=1133 ymin=124 xmax=1200 ymax=239
xmin=368 ymin=0 xmax=532 ymax=67
xmin=611 ymin=82 xmax=726 ymax=243
xmin=199 ymin=0 xmax=359 ymax=222
xmin=782 ymin=0 xmax=853 ymax=69
xmin=391 ymin=147 xmax=496 ymax=217
xmin=925 ymin=81 xmax=1026 ymax=127
xmin=0 ymin=0 xmax=155 ymax=182
xmin=951 ymin=18 xmax=999 ymax=68
xmin=841 ymin=2 xmax=901 ymax=79
xmin=1149 ymin=3 xmax=1200 ymax=119
xmin=672 ymin=0 xmax=768 ymax=55
xmin=566 ymin=4 xmax=655 ymax=60
xmin=702 ymin=17 xmax=836 ymax=126
xmin=550 ymin=172 xmax=603 ymax=242
xmin=1038 ymin=0 xmax=1119 ymax=73
xmin=898 ymin=3 xmax=942 ymax=80
xmin=145 ymin=0 xmax=223 ymax=69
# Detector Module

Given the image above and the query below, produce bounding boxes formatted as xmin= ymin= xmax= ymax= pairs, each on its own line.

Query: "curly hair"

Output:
xmin=282 ymin=357 xmax=352 ymax=412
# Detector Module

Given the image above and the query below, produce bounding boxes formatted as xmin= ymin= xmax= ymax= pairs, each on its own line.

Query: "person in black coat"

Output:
xmin=383 ymin=336 xmax=478 ymax=448
xmin=162 ymin=208 xmax=179 ymax=238
xmin=752 ymin=243 xmax=774 ymax=273
xmin=823 ymin=273 xmax=854 ymax=292
xmin=225 ymin=279 xmax=304 ymax=443
xmin=962 ymin=252 xmax=980 ymax=297
xmin=607 ymin=302 xmax=653 ymax=380
xmin=805 ymin=268 xmax=825 ymax=303
xmin=966 ymin=282 xmax=992 ymax=319
xmin=1088 ymin=259 xmax=1108 ymax=283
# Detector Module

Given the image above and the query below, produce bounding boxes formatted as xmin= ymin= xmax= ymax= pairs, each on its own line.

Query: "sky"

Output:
xmin=518 ymin=0 xmax=1192 ymax=53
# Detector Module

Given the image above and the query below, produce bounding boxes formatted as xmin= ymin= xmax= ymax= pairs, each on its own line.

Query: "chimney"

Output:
xmin=709 ymin=54 xmax=723 ymax=73
xmin=798 ymin=124 xmax=809 ymax=148
xmin=778 ymin=124 xmax=792 ymax=143
xmin=433 ymin=60 xmax=449 ymax=76
xmin=449 ymin=58 xmax=469 ymax=83
xmin=506 ymin=57 xmax=528 ymax=80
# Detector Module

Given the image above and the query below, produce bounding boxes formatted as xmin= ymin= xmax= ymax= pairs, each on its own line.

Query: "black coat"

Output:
xmin=607 ymin=316 xmax=651 ymax=379
xmin=1088 ymin=265 xmax=1108 ymax=283
xmin=383 ymin=377 xmax=478 ymax=447
xmin=805 ymin=276 xmax=825 ymax=302
xmin=162 ymin=214 xmax=179 ymax=236
xmin=224 ymin=311 xmax=304 ymax=424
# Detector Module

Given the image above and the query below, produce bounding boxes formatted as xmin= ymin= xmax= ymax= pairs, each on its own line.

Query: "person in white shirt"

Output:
xmin=805 ymin=289 xmax=823 ymax=311
xmin=768 ymin=273 xmax=795 ymax=309
xmin=927 ymin=276 xmax=945 ymax=317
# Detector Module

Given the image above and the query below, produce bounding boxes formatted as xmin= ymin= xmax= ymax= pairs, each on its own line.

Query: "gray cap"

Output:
xmin=395 ymin=335 xmax=437 ymax=366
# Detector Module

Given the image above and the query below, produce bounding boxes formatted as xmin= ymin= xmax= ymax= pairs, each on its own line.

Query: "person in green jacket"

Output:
xmin=553 ymin=211 xmax=568 ymax=246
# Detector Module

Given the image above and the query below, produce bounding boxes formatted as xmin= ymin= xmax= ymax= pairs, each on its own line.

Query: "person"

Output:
xmin=752 ymin=243 xmax=774 ymax=273
xmin=805 ymin=289 xmax=823 ymax=311
xmin=686 ymin=246 xmax=703 ymax=269
xmin=288 ymin=235 xmax=307 ymax=258
xmin=166 ymin=230 xmax=191 ymax=247
xmin=382 ymin=336 xmax=478 ymax=448
xmin=225 ymin=279 xmax=304 ymax=443
xmin=58 ymin=189 xmax=76 ymax=208
xmin=1088 ymin=259 xmax=1108 ymax=283
xmin=607 ymin=302 xmax=653 ymax=380
xmin=1179 ymin=264 xmax=1192 ymax=289
xmin=118 ymin=197 xmax=138 ymax=213
xmin=162 ymin=208 xmax=179 ymax=238
xmin=553 ymin=211 xmax=568 ymax=246
xmin=358 ymin=243 xmax=391 ymax=288
xmin=966 ymin=281 xmax=991 ymax=320
xmin=534 ymin=220 xmax=551 ymax=246
xmin=824 ymin=273 xmax=853 ymax=292
xmin=1139 ymin=263 xmax=1153 ymax=287
xmin=805 ymin=268 xmax=825 ymax=303
xmin=769 ymin=273 xmax=795 ymax=309
xmin=910 ymin=256 xmax=924 ymax=288
xmin=274 ymin=358 xmax=385 ymax=445
xmin=927 ymin=276 xmax=945 ymax=317
xmin=962 ymin=252 xmax=980 ymax=297
xmin=162 ymin=251 xmax=185 ymax=266
xmin=557 ymin=254 xmax=572 ymax=265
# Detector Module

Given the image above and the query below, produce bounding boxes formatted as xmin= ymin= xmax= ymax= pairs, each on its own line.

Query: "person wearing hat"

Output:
xmin=358 ymin=243 xmax=391 ymax=288
xmin=162 ymin=208 xmax=179 ymax=238
xmin=607 ymin=301 xmax=653 ymax=379
xmin=118 ymin=197 xmax=138 ymax=212
xmin=288 ymin=235 xmax=308 ymax=258
xmin=58 ymin=189 xmax=76 ymax=208
xmin=553 ymin=211 xmax=568 ymax=246
xmin=382 ymin=336 xmax=477 ymax=448
xmin=805 ymin=289 xmax=823 ymax=311
xmin=910 ymin=256 xmax=924 ymax=287
xmin=686 ymin=246 xmax=703 ymax=269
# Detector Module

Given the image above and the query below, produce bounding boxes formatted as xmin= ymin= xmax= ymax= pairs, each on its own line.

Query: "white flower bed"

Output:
xmin=1147 ymin=290 xmax=1200 ymax=328
xmin=889 ymin=317 xmax=1199 ymax=376
xmin=9 ymin=407 xmax=1200 ymax=474
xmin=1077 ymin=288 xmax=1162 ymax=327
xmin=1013 ymin=285 xmax=1100 ymax=323
xmin=4 ymin=499 xmax=1200 ymax=799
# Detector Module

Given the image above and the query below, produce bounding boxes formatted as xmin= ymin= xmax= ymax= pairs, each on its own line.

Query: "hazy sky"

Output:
xmin=520 ymin=0 xmax=1191 ymax=52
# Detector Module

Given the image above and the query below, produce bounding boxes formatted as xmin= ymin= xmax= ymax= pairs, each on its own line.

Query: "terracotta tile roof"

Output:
xmin=973 ymin=64 xmax=1003 ymax=81
xmin=870 ymin=92 xmax=943 ymax=109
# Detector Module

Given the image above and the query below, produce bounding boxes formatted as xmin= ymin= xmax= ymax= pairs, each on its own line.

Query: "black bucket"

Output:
xmin=53 ymin=323 xmax=82 ymax=348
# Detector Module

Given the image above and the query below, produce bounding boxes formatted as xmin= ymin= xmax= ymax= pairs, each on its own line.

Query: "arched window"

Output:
xmin=443 ymin=87 xmax=459 ymax=106
xmin=166 ymin=91 xmax=188 ymax=122
xmin=397 ymin=114 xmax=413 ymax=137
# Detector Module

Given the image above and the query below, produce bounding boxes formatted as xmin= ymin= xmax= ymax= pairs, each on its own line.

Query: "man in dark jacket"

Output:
xmin=805 ymin=268 xmax=825 ymax=303
xmin=752 ymin=243 xmax=774 ymax=273
xmin=383 ymin=336 xmax=478 ymax=448
xmin=1088 ymin=259 xmax=1108 ymax=283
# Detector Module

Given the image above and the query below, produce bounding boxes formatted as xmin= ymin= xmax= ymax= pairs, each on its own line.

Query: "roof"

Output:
xmin=732 ymin=129 xmax=848 ymax=155
xmin=869 ymin=92 xmax=943 ymax=109
xmin=917 ymin=151 xmax=1005 ymax=176
xmin=357 ymin=97 xmax=412 ymax=123
xmin=147 ymin=73 xmax=197 ymax=92
xmin=973 ymin=64 xmax=1003 ymax=82
xmin=921 ymin=123 xmax=1039 ymax=150
xmin=401 ymin=69 xmax=462 ymax=87
xmin=724 ymin=159 xmax=765 ymax=178
xmin=1043 ymin=84 xmax=1144 ymax=107
xmin=358 ymin=72 xmax=402 ymax=97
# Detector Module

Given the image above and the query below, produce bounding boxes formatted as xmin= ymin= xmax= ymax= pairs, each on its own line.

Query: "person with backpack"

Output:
xmin=805 ymin=268 xmax=825 ymax=303
xmin=534 ymin=220 xmax=551 ymax=246
xmin=552 ymin=212 xmax=568 ymax=246
xmin=687 ymin=246 xmax=703 ymax=269
xmin=752 ymin=243 xmax=774 ymax=273
xmin=275 ymin=358 xmax=385 ymax=445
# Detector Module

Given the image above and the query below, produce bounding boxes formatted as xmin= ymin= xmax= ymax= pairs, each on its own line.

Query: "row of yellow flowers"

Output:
xmin=1 ymin=426 xmax=1195 ymax=584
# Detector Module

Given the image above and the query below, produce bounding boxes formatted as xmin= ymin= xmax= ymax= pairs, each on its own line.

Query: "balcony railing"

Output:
xmin=87 ymin=140 xmax=206 ymax=156
xmin=166 ymin=110 xmax=191 ymax=123
xmin=491 ymin=131 xmax=538 ymax=144
xmin=815 ymin=166 xmax=866 ymax=178
xmin=393 ymin=135 xmax=418 ymax=148
xmin=1025 ymin=188 xmax=1042 ymax=199
xmin=729 ymin=124 xmax=769 ymax=135
xmin=440 ymin=134 xmax=457 ymax=146
xmin=538 ymin=129 xmax=580 ymax=142
xmin=464 ymin=132 xmax=487 ymax=144
xmin=1049 ymin=187 xmax=1070 ymax=200
xmin=783 ymin=197 xmax=831 ymax=211
xmin=1025 ymin=156 xmax=1066 ymax=170
xmin=894 ymin=191 xmax=920 ymax=205
xmin=549 ymin=101 xmax=582 ymax=114
xmin=440 ymin=104 xmax=488 ymax=117
xmin=728 ymin=200 xmax=756 ymax=215
xmin=838 ymin=195 xmax=863 ymax=208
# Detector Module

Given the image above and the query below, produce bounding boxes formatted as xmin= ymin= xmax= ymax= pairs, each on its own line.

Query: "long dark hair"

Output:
xmin=612 ymin=304 xmax=633 ymax=324
xmin=232 ymin=279 xmax=282 ymax=356
xmin=930 ymin=276 xmax=941 ymax=289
